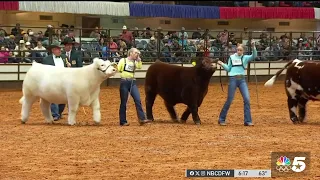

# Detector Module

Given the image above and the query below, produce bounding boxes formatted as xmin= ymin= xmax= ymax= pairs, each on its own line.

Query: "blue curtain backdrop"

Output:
xmin=129 ymin=3 xmax=220 ymax=19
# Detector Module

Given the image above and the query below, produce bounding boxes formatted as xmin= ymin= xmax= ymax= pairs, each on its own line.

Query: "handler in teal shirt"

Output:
xmin=217 ymin=40 xmax=257 ymax=126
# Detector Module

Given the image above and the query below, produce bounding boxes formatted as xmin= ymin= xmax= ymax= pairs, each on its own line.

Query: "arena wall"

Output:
xmin=0 ymin=62 xmax=288 ymax=90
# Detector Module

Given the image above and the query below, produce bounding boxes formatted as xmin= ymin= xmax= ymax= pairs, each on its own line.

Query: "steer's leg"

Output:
xmin=164 ymin=102 xmax=179 ymax=123
xmin=91 ymin=98 xmax=101 ymax=125
xmin=67 ymin=98 xmax=79 ymax=126
xmin=287 ymin=97 xmax=299 ymax=124
xmin=145 ymin=91 xmax=157 ymax=121
xmin=180 ymin=108 xmax=191 ymax=123
xmin=298 ymin=97 xmax=308 ymax=123
xmin=189 ymin=105 xmax=201 ymax=125
xmin=39 ymin=98 xmax=53 ymax=124
xmin=21 ymin=95 xmax=37 ymax=124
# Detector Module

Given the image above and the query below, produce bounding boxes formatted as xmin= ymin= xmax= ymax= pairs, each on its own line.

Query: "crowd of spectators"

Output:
xmin=1 ymin=23 xmax=320 ymax=64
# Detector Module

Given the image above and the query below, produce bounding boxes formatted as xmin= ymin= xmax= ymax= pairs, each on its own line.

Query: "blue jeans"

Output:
xmin=51 ymin=103 xmax=66 ymax=119
xmin=219 ymin=76 xmax=252 ymax=124
xmin=119 ymin=79 xmax=146 ymax=125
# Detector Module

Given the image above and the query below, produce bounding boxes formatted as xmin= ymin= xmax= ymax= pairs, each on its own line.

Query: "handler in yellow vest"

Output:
xmin=117 ymin=48 xmax=151 ymax=126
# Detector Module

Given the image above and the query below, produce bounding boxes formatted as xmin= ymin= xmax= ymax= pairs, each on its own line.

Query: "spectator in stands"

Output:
xmin=118 ymin=39 xmax=127 ymax=57
xmin=33 ymin=41 xmax=47 ymax=58
xmin=296 ymin=40 xmax=308 ymax=60
xmin=241 ymin=27 xmax=249 ymax=40
xmin=120 ymin=25 xmax=133 ymax=48
xmin=24 ymin=42 xmax=33 ymax=63
xmin=161 ymin=37 xmax=173 ymax=62
xmin=132 ymin=27 xmax=140 ymax=38
xmin=55 ymin=29 xmax=63 ymax=42
xmin=13 ymin=40 xmax=31 ymax=63
xmin=66 ymin=31 xmax=75 ymax=42
xmin=0 ymin=36 xmax=8 ymax=48
xmin=11 ymin=23 xmax=23 ymax=36
xmin=101 ymin=41 xmax=110 ymax=60
xmin=192 ymin=28 xmax=202 ymax=39
xmin=219 ymin=29 xmax=229 ymax=46
xmin=100 ymin=26 xmax=107 ymax=38
xmin=28 ymin=31 xmax=38 ymax=48
xmin=26 ymin=29 xmax=32 ymax=35
xmin=69 ymin=25 xmax=75 ymax=32
xmin=146 ymin=36 xmax=158 ymax=58
xmin=313 ymin=42 xmax=320 ymax=59
xmin=178 ymin=33 xmax=188 ymax=47
xmin=0 ymin=25 xmax=7 ymax=37
xmin=37 ymin=31 xmax=45 ymax=42
xmin=90 ymin=27 xmax=100 ymax=38
xmin=7 ymin=35 xmax=16 ymax=50
xmin=229 ymin=33 xmax=238 ymax=45
xmin=279 ymin=35 xmax=290 ymax=60
xmin=208 ymin=41 xmax=220 ymax=58
xmin=141 ymin=27 xmax=152 ymax=39
xmin=224 ymin=42 xmax=236 ymax=57
xmin=156 ymin=27 xmax=164 ymax=40
xmin=97 ymin=37 xmax=105 ymax=51
xmin=60 ymin=24 xmax=69 ymax=37
xmin=178 ymin=27 xmax=188 ymax=40
xmin=44 ymin=25 xmax=54 ymax=37
xmin=108 ymin=37 xmax=118 ymax=56
xmin=22 ymin=33 xmax=29 ymax=44
xmin=202 ymin=29 xmax=213 ymax=40
xmin=0 ymin=46 xmax=9 ymax=63
xmin=261 ymin=43 xmax=280 ymax=61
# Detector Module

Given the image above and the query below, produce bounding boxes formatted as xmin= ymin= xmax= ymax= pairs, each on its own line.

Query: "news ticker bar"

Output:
xmin=186 ymin=169 xmax=271 ymax=178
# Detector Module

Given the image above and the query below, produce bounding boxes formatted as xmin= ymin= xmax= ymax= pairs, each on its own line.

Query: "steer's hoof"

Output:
xmin=68 ymin=122 xmax=76 ymax=126
xmin=21 ymin=121 xmax=26 ymax=124
xmin=94 ymin=121 xmax=101 ymax=126
xmin=180 ymin=120 xmax=187 ymax=124
xmin=293 ymin=121 xmax=300 ymax=124
xmin=172 ymin=119 xmax=180 ymax=123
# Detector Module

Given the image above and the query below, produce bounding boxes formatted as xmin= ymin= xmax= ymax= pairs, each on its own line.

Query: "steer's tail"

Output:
xmin=264 ymin=60 xmax=295 ymax=87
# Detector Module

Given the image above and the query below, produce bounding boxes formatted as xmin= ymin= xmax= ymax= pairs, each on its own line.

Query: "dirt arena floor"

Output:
xmin=0 ymin=82 xmax=319 ymax=180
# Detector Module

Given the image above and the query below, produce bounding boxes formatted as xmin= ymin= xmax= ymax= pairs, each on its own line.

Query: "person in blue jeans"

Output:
xmin=117 ymin=48 xmax=151 ymax=126
xmin=217 ymin=40 xmax=257 ymax=126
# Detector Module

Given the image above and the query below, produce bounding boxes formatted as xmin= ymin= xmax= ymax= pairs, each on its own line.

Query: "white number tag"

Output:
xmin=124 ymin=64 xmax=134 ymax=72
xmin=232 ymin=58 xmax=242 ymax=65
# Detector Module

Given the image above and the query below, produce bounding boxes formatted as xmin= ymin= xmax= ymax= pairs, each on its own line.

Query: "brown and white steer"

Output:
xmin=264 ymin=59 xmax=320 ymax=124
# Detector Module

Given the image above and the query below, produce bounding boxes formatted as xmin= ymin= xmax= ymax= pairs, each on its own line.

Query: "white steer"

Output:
xmin=19 ymin=58 xmax=117 ymax=125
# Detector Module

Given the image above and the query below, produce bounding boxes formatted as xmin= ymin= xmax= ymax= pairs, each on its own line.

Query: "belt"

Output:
xmin=121 ymin=77 xmax=136 ymax=80
xmin=232 ymin=75 xmax=245 ymax=79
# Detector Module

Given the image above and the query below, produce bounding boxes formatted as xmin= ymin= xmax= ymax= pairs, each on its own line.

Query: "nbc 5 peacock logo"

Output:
xmin=275 ymin=156 xmax=306 ymax=173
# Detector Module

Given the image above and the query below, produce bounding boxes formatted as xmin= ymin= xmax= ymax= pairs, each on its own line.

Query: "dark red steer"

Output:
xmin=144 ymin=57 xmax=217 ymax=125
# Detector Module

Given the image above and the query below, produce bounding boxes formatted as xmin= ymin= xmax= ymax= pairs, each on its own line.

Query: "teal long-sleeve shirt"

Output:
xmin=221 ymin=47 xmax=257 ymax=76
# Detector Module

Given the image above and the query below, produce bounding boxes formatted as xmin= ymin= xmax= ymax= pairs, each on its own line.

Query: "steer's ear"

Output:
xmin=93 ymin=58 xmax=101 ymax=67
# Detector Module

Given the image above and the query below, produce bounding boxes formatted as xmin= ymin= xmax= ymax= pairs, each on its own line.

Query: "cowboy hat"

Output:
xmin=47 ymin=43 xmax=61 ymax=51
xmin=62 ymin=38 xmax=75 ymax=45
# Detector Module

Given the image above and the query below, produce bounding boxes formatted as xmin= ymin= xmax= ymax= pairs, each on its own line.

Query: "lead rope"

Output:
xmin=127 ymin=58 xmax=136 ymax=104
xmin=253 ymin=58 xmax=260 ymax=109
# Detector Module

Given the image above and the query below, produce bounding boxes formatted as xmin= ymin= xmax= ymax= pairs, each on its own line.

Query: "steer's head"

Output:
xmin=93 ymin=58 xmax=118 ymax=78
xmin=196 ymin=57 xmax=217 ymax=71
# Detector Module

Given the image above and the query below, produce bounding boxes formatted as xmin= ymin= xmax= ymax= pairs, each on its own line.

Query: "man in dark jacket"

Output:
xmin=42 ymin=43 xmax=70 ymax=121
xmin=62 ymin=38 xmax=83 ymax=67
